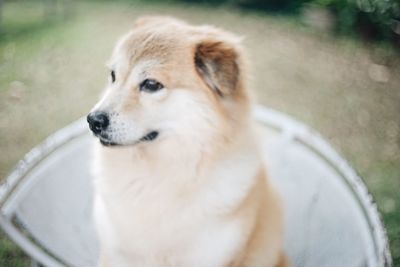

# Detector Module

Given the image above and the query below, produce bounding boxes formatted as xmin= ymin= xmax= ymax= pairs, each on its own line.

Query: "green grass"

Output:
xmin=365 ymin=161 xmax=400 ymax=264
xmin=0 ymin=236 xmax=29 ymax=267
xmin=0 ymin=1 xmax=399 ymax=266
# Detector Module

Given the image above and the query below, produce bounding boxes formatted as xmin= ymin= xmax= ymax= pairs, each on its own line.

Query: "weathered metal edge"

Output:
xmin=253 ymin=106 xmax=392 ymax=267
xmin=0 ymin=117 xmax=88 ymax=267
xmin=0 ymin=118 xmax=87 ymax=209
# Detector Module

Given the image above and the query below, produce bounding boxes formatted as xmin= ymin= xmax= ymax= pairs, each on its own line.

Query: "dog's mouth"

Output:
xmin=98 ymin=131 xmax=159 ymax=147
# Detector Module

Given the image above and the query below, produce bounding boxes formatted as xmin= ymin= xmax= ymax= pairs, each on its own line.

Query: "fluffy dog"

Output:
xmin=87 ymin=16 xmax=287 ymax=267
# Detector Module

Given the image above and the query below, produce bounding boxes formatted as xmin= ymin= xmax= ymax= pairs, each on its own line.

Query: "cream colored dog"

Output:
xmin=87 ymin=16 xmax=287 ymax=267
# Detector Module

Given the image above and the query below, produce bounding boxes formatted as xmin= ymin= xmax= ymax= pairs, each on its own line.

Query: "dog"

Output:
xmin=87 ymin=16 xmax=288 ymax=267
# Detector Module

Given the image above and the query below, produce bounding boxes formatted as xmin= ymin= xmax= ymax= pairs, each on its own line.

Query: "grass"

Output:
xmin=0 ymin=0 xmax=399 ymax=266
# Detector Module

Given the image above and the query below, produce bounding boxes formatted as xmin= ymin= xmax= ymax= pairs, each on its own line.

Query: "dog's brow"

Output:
xmin=132 ymin=59 xmax=162 ymax=74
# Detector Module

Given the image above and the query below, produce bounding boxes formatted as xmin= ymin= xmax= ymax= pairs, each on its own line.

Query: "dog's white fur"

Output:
xmin=90 ymin=16 xmax=287 ymax=267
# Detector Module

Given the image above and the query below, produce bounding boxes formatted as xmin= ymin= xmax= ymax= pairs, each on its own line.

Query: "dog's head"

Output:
xmin=87 ymin=16 xmax=251 ymax=151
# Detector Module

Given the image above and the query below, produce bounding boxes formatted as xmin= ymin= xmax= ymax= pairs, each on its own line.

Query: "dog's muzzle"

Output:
xmin=87 ymin=111 xmax=159 ymax=147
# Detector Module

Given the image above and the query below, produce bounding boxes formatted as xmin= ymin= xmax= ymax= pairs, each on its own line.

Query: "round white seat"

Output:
xmin=0 ymin=106 xmax=392 ymax=267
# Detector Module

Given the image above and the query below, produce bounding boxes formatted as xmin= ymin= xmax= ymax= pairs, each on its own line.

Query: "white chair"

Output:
xmin=0 ymin=106 xmax=392 ymax=267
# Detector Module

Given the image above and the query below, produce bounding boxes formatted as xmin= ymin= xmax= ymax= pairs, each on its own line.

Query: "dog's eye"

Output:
xmin=110 ymin=70 xmax=116 ymax=83
xmin=140 ymin=79 xmax=164 ymax=93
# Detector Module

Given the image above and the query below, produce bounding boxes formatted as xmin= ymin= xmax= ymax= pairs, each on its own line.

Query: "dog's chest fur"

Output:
xmin=92 ymin=139 xmax=261 ymax=267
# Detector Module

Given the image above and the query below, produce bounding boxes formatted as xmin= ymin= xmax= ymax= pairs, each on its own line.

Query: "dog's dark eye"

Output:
xmin=140 ymin=79 xmax=164 ymax=93
xmin=110 ymin=70 xmax=116 ymax=83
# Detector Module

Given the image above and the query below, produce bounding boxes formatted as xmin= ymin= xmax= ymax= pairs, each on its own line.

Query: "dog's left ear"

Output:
xmin=194 ymin=36 xmax=242 ymax=97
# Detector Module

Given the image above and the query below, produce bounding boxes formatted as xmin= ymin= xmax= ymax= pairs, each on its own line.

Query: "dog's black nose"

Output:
xmin=87 ymin=111 xmax=109 ymax=134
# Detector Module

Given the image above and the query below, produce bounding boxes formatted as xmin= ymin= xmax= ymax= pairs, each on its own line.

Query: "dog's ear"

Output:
xmin=194 ymin=36 xmax=242 ymax=97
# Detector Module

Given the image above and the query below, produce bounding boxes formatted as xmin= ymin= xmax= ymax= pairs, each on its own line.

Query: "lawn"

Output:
xmin=0 ymin=0 xmax=399 ymax=266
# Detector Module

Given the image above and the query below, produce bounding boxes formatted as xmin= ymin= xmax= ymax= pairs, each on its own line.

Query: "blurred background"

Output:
xmin=0 ymin=0 xmax=399 ymax=265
